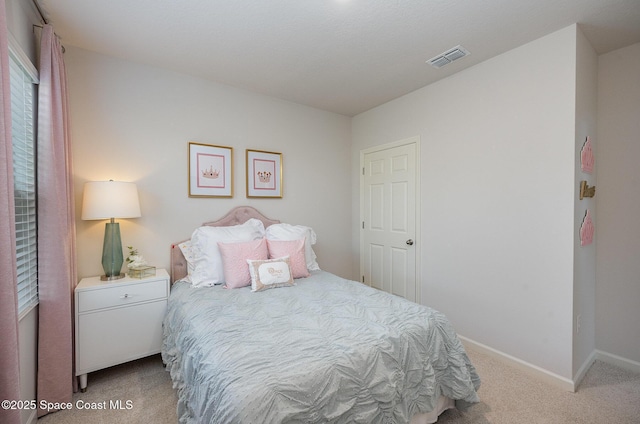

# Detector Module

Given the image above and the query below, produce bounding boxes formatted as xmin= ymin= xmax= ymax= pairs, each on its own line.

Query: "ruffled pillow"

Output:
xmin=265 ymin=223 xmax=320 ymax=271
xmin=190 ymin=218 xmax=265 ymax=287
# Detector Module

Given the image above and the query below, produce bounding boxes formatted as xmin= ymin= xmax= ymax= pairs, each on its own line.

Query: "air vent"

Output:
xmin=427 ymin=45 xmax=470 ymax=68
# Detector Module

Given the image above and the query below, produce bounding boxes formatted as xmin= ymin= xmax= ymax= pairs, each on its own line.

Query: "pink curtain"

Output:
xmin=0 ymin=1 xmax=23 ymax=423
xmin=36 ymin=24 xmax=78 ymax=417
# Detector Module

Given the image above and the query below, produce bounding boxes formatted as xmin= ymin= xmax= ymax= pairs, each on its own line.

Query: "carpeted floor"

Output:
xmin=38 ymin=346 xmax=640 ymax=423
xmin=37 ymin=354 xmax=177 ymax=424
xmin=438 ymin=348 xmax=640 ymax=424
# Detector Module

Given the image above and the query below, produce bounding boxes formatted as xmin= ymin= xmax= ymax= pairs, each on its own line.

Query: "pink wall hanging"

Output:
xmin=580 ymin=209 xmax=594 ymax=246
xmin=581 ymin=136 xmax=594 ymax=174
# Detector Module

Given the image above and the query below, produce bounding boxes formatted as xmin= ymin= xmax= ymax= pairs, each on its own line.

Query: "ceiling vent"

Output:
xmin=427 ymin=45 xmax=470 ymax=68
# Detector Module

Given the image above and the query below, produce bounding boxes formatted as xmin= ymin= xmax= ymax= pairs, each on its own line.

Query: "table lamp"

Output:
xmin=81 ymin=180 xmax=141 ymax=280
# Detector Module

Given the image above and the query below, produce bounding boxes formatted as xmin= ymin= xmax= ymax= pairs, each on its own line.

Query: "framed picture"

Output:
xmin=188 ymin=142 xmax=233 ymax=197
xmin=246 ymin=149 xmax=282 ymax=198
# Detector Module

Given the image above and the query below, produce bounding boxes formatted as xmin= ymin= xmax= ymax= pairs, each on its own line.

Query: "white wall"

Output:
xmin=596 ymin=42 xmax=640 ymax=365
xmin=353 ymin=26 xmax=581 ymax=380
xmin=17 ymin=309 xmax=37 ymax=424
xmin=5 ymin=0 xmax=38 ymax=61
xmin=65 ymin=47 xmax=353 ymax=281
xmin=572 ymin=27 xmax=598 ymax=378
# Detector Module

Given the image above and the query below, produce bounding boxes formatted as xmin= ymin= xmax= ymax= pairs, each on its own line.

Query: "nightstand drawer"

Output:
xmin=76 ymin=300 xmax=166 ymax=373
xmin=77 ymin=279 xmax=167 ymax=312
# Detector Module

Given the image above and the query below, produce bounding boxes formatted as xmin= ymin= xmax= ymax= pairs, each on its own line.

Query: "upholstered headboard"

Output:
xmin=170 ymin=206 xmax=280 ymax=283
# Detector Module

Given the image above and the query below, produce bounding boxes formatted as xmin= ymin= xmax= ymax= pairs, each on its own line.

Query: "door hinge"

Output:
xmin=362 ymin=275 xmax=365 ymax=283
xmin=362 ymin=167 xmax=365 ymax=175
xmin=362 ymin=221 xmax=365 ymax=229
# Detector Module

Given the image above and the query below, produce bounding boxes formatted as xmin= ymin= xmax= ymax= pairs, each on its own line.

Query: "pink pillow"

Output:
xmin=266 ymin=238 xmax=309 ymax=279
xmin=218 ymin=238 xmax=268 ymax=288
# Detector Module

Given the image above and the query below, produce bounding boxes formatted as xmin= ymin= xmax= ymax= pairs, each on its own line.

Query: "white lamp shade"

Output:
xmin=81 ymin=181 xmax=141 ymax=220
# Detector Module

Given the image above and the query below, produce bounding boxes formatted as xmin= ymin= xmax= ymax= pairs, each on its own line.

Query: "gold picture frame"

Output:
xmin=188 ymin=142 xmax=233 ymax=197
xmin=246 ymin=149 xmax=282 ymax=198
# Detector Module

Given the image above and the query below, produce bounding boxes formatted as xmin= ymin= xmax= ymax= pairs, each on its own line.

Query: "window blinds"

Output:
xmin=9 ymin=50 xmax=38 ymax=316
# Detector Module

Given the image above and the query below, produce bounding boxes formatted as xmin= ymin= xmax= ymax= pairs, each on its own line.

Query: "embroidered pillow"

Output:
xmin=218 ymin=238 xmax=268 ymax=289
xmin=247 ymin=256 xmax=294 ymax=292
xmin=266 ymin=238 xmax=309 ymax=279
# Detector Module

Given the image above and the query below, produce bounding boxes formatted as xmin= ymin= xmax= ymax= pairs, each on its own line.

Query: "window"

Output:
xmin=9 ymin=37 xmax=39 ymax=317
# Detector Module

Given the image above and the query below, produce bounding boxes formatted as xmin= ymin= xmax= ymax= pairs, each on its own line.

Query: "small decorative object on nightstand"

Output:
xmin=74 ymin=269 xmax=169 ymax=392
xmin=128 ymin=265 xmax=156 ymax=279
xmin=126 ymin=246 xmax=155 ymax=278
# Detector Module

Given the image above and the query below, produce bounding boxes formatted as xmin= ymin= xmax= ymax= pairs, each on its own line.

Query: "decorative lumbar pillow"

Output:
xmin=218 ymin=238 xmax=268 ymax=289
xmin=265 ymin=223 xmax=320 ymax=271
xmin=247 ymin=256 xmax=294 ymax=292
xmin=189 ymin=218 xmax=265 ymax=287
xmin=266 ymin=238 xmax=309 ymax=279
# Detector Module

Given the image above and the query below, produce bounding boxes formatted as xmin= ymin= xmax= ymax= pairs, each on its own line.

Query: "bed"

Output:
xmin=163 ymin=206 xmax=480 ymax=423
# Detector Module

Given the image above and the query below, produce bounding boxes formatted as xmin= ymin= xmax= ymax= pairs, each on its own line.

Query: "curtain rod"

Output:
xmin=31 ymin=1 xmax=66 ymax=53
xmin=32 ymin=25 xmax=66 ymax=53
xmin=32 ymin=0 xmax=48 ymax=24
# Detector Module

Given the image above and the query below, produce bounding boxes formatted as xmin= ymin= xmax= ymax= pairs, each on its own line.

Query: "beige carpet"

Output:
xmin=38 ymin=347 xmax=640 ymax=423
xmin=37 ymin=355 xmax=177 ymax=424
xmin=438 ymin=348 xmax=640 ymax=424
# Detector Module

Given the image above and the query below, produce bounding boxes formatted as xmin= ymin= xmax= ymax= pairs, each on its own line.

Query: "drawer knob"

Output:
xmin=121 ymin=294 xmax=130 ymax=299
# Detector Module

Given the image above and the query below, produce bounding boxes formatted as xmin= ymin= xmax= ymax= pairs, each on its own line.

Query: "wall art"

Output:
xmin=580 ymin=209 xmax=594 ymax=247
xmin=188 ymin=142 xmax=233 ymax=197
xmin=246 ymin=149 xmax=282 ymax=198
xmin=580 ymin=136 xmax=594 ymax=174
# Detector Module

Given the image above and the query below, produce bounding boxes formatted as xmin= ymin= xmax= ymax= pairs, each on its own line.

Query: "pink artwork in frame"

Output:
xmin=197 ymin=152 xmax=226 ymax=189
xmin=252 ymin=158 xmax=276 ymax=191
xmin=580 ymin=209 xmax=594 ymax=247
xmin=581 ymin=136 xmax=594 ymax=174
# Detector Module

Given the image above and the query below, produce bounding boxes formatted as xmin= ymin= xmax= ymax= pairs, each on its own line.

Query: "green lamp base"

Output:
xmin=101 ymin=221 xmax=125 ymax=281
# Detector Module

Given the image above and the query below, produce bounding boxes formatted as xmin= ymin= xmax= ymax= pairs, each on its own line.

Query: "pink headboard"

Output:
xmin=170 ymin=206 xmax=280 ymax=283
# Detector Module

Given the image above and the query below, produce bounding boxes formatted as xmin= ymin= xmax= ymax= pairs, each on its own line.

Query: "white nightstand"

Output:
xmin=75 ymin=268 xmax=169 ymax=392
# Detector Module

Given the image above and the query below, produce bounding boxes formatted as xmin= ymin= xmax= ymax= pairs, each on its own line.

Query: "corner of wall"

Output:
xmin=572 ymin=23 xmax=598 ymax=380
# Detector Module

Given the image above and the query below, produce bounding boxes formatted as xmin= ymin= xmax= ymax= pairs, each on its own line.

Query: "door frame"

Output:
xmin=359 ymin=136 xmax=421 ymax=303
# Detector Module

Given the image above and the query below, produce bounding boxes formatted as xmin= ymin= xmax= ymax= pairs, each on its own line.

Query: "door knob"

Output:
xmin=406 ymin=239 xmax=414 ymax=246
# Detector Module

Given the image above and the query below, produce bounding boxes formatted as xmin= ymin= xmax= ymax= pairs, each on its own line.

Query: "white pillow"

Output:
xmin=190 ymin=218 xmax=266 ymax=287
xmin=265 ymin=223 xmax=320 ymax=271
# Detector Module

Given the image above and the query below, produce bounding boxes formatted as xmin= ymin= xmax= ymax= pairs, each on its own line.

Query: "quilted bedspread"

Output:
xmin=162 ymin=271 xmax=480 ymax=423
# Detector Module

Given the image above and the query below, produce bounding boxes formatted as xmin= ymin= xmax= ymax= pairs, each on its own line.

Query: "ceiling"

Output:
xmin=39 ymin=0 xmax=640 ymax=116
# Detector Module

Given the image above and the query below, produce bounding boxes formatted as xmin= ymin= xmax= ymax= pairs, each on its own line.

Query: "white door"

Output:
xmin=361 ymin=138 xmax=419 ymax=302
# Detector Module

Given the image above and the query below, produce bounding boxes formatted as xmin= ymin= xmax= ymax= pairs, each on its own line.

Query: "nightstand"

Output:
xmin=74 ymin=268 xmax=169 ymax=392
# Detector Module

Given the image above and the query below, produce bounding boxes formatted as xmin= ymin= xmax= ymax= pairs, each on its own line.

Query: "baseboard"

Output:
xmin=459 ymin=336 xmax=576 ymax=392
xmin=595 ymin=349 xmax=640 ymax=374
xmin=573 ymin=350 xmax=597 ymax=390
